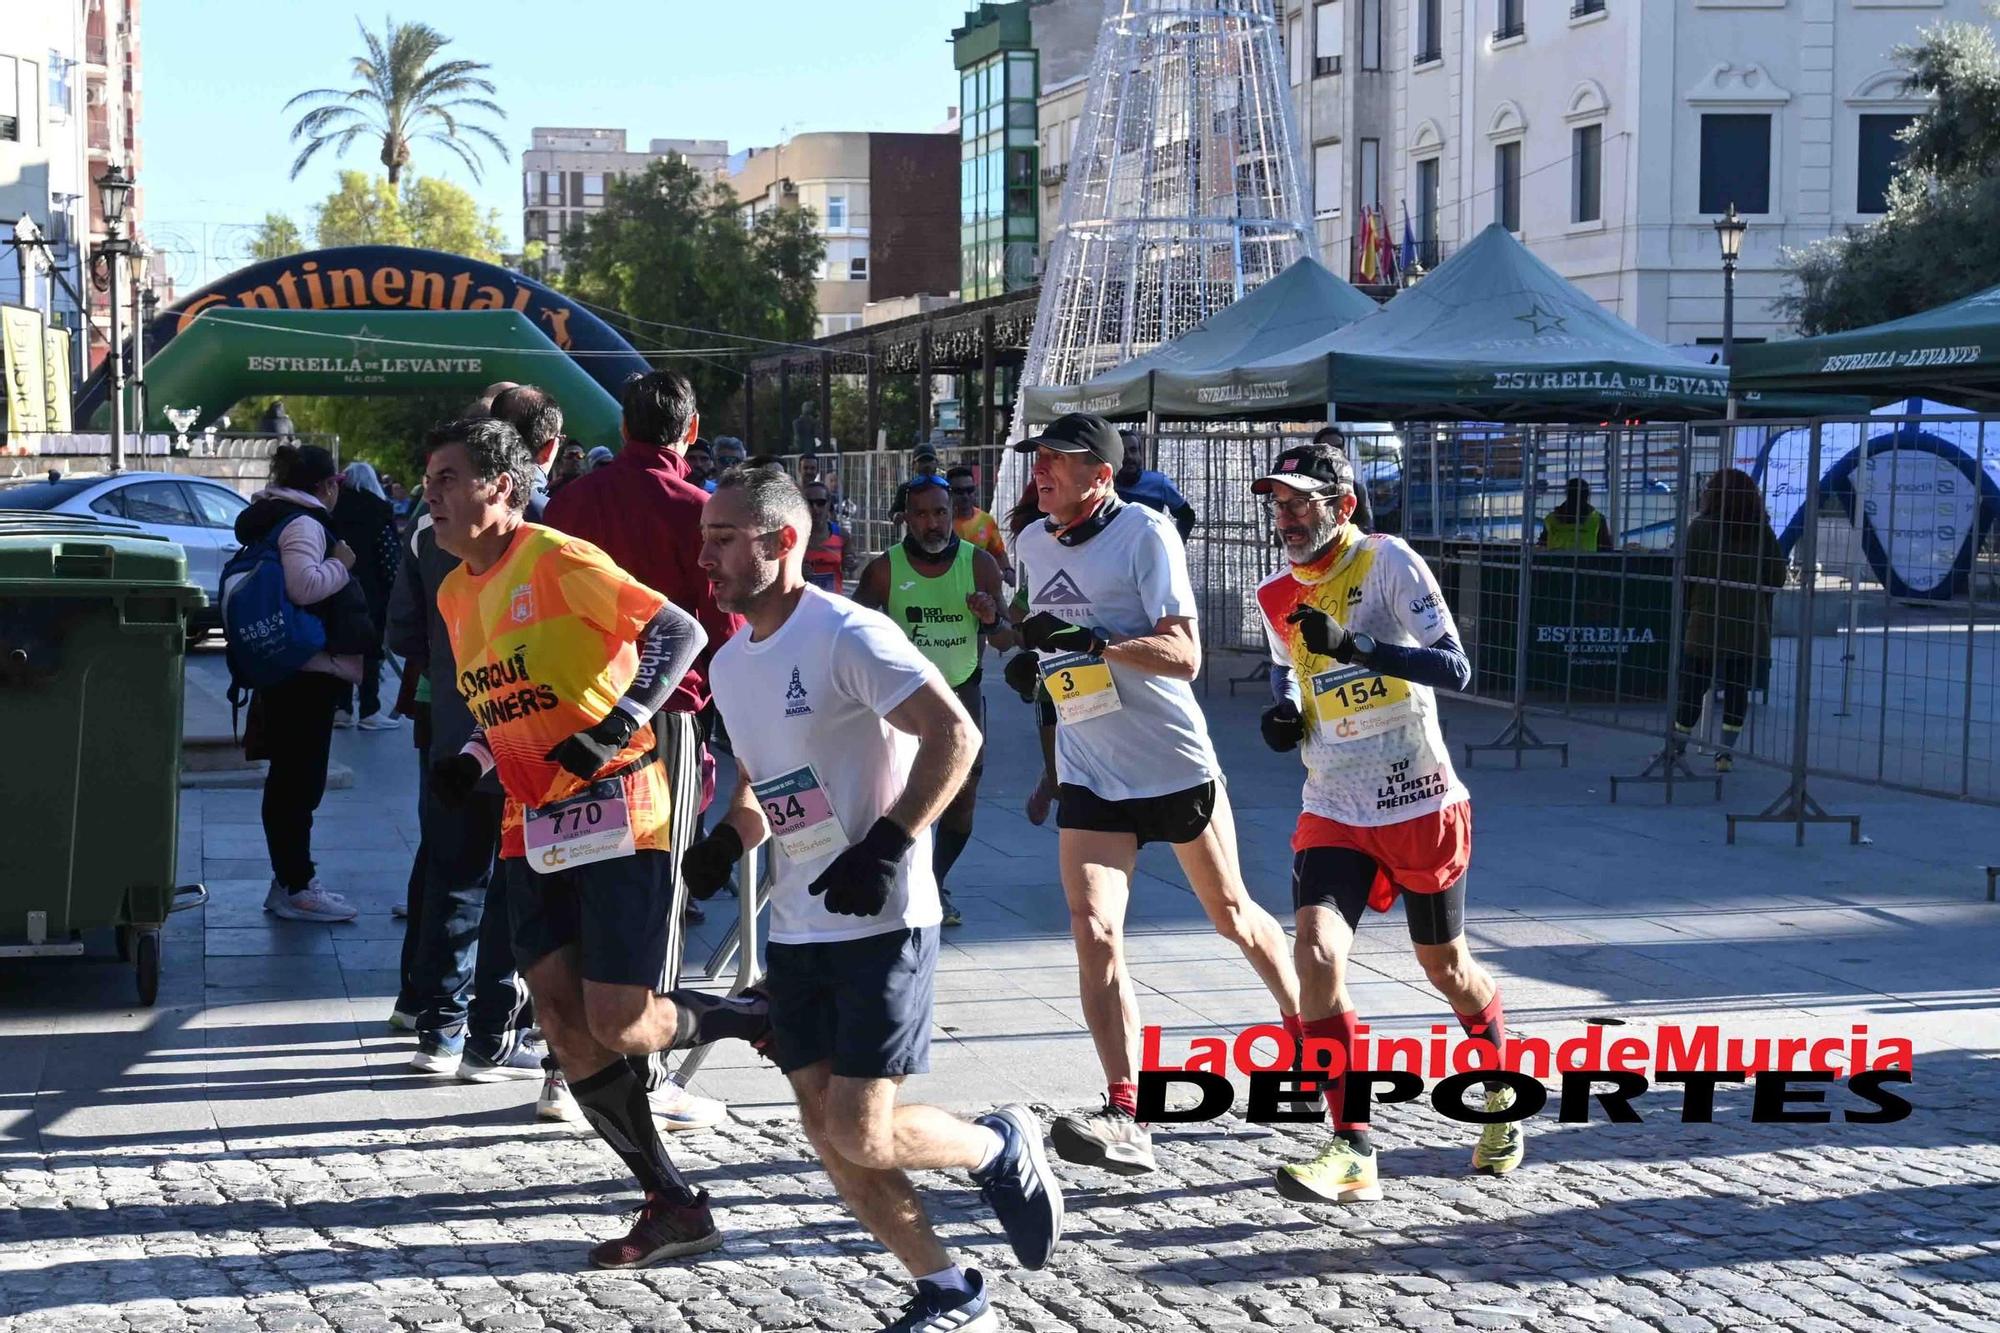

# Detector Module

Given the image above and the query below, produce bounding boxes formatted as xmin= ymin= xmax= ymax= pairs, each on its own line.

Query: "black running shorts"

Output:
xmin=506 ymin=848 xmax=675 ymax=987
xmin=1291 ymin=846 xmax=1466 ymax=946
xmin=764 ymin=926 xmax=938 ymax=1079
xmin=1057 ymin=779 xmax=1217 ymax=847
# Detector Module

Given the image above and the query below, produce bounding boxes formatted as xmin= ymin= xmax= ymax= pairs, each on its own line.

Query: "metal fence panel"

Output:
xmin=756 ymin=411 xmax=2000 ymax=809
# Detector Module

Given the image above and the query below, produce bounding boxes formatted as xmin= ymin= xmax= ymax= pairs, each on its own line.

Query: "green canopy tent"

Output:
xmin=1291 ymin=224 xmax=1757 ymax=421
xmin=1730 ymin=281 xmax=2000 ymax=405
xmin=97 ymin=307 xmax=627 ymax=444
xmin=1023 ymin=226 xmax=1839 ymax=425
xmin=1019 ymin=257 xmax=1379 ymax=425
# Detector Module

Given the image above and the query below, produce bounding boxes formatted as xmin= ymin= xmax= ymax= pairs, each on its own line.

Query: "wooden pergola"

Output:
xmin=743 ymin=286 xmax=1040 ymax=453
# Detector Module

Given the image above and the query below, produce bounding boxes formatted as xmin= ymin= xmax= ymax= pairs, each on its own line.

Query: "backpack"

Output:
xmin=219 ymin=515 xmax=328 ymax=693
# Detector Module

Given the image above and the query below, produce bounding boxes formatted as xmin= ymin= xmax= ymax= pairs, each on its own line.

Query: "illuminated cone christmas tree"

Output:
xmin=1015 ymin=0 xmax=1315 ymax=411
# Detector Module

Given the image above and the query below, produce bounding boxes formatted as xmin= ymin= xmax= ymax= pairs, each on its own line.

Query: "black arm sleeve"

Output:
xmin=1354 ymin=631 xmax=1473 ymax=694
xmin=614 ymin=602 xmax=707 ymax=726
xmin=1171 ymin=503 xmax=1198 ymax=540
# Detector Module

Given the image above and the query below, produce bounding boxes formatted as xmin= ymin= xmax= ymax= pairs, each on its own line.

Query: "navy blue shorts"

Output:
xmin=764 ymin=927 xmax=937 ymax=1080
xmin=505 ymin=849 xmax=673 ymax=988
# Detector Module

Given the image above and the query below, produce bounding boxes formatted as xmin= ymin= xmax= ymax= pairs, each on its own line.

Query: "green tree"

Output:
xmin=313 ymin=172 xmax=411 ymax=248
xmin=555 ymin=158 xmax=825 ymax=417
xmin=1779 ymin=9 xmax=2000 ymax=334
xmin=305 ymin=170 xmax=506 ymax=261
xmin=283 ymin=17 xmax=507 ymax=185
xmin=248 ymin=212 xmax=305 ymax=261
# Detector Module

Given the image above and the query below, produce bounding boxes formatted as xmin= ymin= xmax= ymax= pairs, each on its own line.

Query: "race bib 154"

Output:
xmin=1310 ymin=665 xmax=1415 ymax=741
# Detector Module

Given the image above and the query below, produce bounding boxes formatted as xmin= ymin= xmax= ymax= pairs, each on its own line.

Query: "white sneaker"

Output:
xmin=333 ymin=709 xmax=355 ymax=729
xmin=648 ymin=1080 xmax=727 ymax=1132
xmin=537 ymin=1066 xmax=583 ymax=1124
xmin=267 ymin=883 xmax=358 ymax=923
xmin=409 ymin=1035 xmax=462 ymax=1075
xmin=357 ymin=712 xmax=404 ymax=731
xmin=460 ymin=1035 xmax=550 ymax=1083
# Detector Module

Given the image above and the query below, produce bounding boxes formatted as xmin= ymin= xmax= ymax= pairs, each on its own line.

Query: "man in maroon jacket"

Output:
xmin=542 ymin=370 xmax=747 ymax=1132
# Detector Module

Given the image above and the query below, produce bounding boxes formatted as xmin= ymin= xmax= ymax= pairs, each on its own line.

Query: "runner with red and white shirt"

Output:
xmin=1250 ymin=442 xmax=1524 ymax=1204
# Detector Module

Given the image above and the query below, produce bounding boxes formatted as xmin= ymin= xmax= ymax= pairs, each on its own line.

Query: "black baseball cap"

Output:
xmin=1252 ymin=443 xmax=1356 ymax=496
xmin=1014 ymin=412 xmax=1122 ymax=468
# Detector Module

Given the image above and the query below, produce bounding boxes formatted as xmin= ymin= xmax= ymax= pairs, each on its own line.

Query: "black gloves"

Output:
xmin=1018 ymin=611 xmax=1105 ymax=657
xmin=1003 ymin=649 xmax=1043 ymax=704
xmin=681 ymin=823 xmax=744 ymax=901
xmin=429 ymin=752 xmax=483 ymax=808
xmin=1286 ymin=604 xmax=1355 ymax=662
xmin=809 ymin=817 xmax=913 ymax=917
xmin=1260 ymin=700 xmax=1305 ymax=753
xmin=544 ymin=706 xmax=639 ymax=782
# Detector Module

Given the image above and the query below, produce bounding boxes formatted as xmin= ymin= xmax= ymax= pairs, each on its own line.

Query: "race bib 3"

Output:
xmin=1040 ymin=650 xmax=1123 ymax=725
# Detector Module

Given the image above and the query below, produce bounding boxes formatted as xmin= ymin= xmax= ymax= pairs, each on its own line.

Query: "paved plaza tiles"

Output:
xmin=1 ymin=650 xmax=1995 ymax=1332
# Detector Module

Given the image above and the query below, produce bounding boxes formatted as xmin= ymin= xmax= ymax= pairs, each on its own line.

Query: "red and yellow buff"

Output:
xmin=1256 ymin=522 xmax=1375 ymax=687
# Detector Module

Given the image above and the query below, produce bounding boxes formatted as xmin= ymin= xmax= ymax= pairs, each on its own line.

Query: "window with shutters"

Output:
xmin=1315 ymin=2 xmax=1342 ymax=77
xmin=1572 ymin=124 xmax=1602 ymax=223
xmin=1495 ymin=141 xmax=1521 ymax=232
xmin=1314 ymin=141 xmax=1343 ymax=217
xmin=1416 ymin=157 xmax=1440 ymax=265
xmin=1415 ymin=0 xmax=1443 ymax=64
xmin=1856 ymin=114 xmax=1915 ymax=215
xmin=1698 ymin=114 xmax=1771 ymax=214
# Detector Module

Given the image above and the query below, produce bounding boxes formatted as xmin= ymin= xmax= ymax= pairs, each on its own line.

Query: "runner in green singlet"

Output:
xmin=856 ymin=474 xmax=1014 ymax=927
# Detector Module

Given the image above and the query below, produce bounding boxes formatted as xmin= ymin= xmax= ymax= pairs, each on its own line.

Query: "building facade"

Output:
xmin=953 ymin=0 xmax=1101 ymax=301
xmin=723 ymin=131 xmax=960 ymax=339
xmin=521 ymin=128 xmax=730 ymax=274
xmin=1277 ymin=0 xmax=1983 ymax=344
xmin=1 ymin=0 xmax=149 ymax=377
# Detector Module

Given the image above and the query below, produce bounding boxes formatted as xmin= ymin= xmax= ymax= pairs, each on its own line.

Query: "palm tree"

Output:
xmin=283 ymin=18 xmax=507 ymax=185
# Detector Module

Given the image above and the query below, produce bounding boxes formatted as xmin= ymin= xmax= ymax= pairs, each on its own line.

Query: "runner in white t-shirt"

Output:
xmin=1249 ymin=442 xmax=1522 ymax=1206
xmin=687 ymin=464 xmax=1061 ymax=1333
xmin=1010 ymin=413 xmax=1302 ymax=1177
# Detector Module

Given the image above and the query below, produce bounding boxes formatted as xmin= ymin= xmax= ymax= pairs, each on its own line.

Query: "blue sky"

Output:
xmin=141 ymin=0 xmax=969 ymax=287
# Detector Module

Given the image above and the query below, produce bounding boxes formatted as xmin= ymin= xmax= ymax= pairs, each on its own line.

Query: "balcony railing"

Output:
xmin=1571 ymin=0 xmax=1606 ymax=15
xmin=1493 ymin=20 xmax=1525 ymax=41
xmin=1314 ymin=54 xmax=1340 ymax=77
xmin=1414 ymin=44 xmax=1442 ymax=65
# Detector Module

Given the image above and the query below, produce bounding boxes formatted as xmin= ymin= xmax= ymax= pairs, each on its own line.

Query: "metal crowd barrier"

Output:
xmin=753 ymin=415 xmax=2000 ymax=843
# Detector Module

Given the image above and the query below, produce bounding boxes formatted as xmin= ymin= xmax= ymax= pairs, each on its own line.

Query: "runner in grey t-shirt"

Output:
xmin=1008 ymin=413 xmax=1302 ymax=1178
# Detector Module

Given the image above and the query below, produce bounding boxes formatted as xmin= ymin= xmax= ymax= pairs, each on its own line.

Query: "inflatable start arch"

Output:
xmin=77 ymin=246 xmax=650 ymax=444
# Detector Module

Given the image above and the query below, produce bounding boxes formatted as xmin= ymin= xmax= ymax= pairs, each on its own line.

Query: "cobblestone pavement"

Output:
xmin=3 ymin=1071 xmax=1997 ymax=1333
xmin=3 ymin=656 xmax=1998 ymax=1331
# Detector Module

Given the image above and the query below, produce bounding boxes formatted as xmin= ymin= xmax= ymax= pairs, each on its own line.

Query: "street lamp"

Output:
xmin=94 ymin=165 xmax=136 ymax=472
xmin=1713 ymin=202 xmax=1747 ymax=367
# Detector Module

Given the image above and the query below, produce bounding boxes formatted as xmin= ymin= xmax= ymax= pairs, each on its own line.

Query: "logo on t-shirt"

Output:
xmin=1035 ymin=570 xmax=1091 ymax=607
xmin=784 ymin=666 xmax=812 ymax=717
xmin=509 ymin=584 xmax=535 ymax=624
xmin=1346 ymin=583 xmax=1365 ymax=609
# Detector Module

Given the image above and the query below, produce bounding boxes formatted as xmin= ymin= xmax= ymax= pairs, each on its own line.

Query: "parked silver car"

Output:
xmin=0 ymin=471 xmax=251 ymax=632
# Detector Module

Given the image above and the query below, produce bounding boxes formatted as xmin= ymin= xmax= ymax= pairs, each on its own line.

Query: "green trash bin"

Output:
xmin=0 ymin=514 xmax=209 ymax=1005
